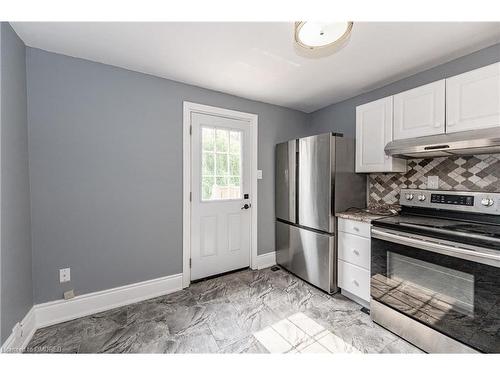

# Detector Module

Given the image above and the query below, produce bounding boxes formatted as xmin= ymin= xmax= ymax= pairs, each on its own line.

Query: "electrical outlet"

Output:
xmin=59 ymin=268 xmax=71 ymax=283
xmin=427 ymin=176 xmax=439 ymax=190
xmin=257 ymin=170 xmax=263 ymax=179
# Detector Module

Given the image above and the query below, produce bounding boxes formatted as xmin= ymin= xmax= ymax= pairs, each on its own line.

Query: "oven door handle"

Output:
xmin=371 ymin=228 xmax=500 ymax=268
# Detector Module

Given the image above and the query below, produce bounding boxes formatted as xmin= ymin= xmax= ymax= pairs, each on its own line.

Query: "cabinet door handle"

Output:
xmin=353 ymin=227 xmax=359 ymax=232
xmin=352 ymin=279 xmax=359 ymax=287
xmin=353 ymin=249 xmax=359 ymax=255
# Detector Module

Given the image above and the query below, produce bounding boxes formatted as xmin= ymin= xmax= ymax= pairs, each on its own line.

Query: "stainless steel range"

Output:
xmin=370 ymin=188 xmax=500 ymax=353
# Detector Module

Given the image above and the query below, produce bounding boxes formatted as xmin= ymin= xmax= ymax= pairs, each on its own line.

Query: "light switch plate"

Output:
xmin=427 ymin=176 xmax=439 ymax=190
xmin=59 ymin=268 xmax=71 ymax=283
xmin=257 ymin=170 xmax=263 ymax=179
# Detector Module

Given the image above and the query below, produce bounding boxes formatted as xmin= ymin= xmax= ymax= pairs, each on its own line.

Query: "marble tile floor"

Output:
xmin=25 ymin=267 xmax=423 ymax=354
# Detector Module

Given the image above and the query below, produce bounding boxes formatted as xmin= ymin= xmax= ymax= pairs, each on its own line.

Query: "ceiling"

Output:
xmin=11 ymin=22 xmax=500 ymax=113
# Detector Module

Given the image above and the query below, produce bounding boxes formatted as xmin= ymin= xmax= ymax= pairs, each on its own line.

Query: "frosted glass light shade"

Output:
xmin=295 ymin=22 xmax=353 ymax=50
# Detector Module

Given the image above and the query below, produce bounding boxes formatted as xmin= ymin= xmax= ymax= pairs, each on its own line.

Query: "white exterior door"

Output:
xmin=446 ymin=62 xmax=500 ymax=133
xmin=356 ymin=97 xmax=406 ymax=173
xmin=393 ymin=80 xmax=445 ymax=140
xmin=190 ymin=112 xmax=252 ymax=280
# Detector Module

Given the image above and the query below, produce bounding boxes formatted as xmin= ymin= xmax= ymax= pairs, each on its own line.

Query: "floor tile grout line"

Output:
xmin=299 ymin=339 xmax=333 ymax=354
xmin=268 ymin=317 xmax=320 ymax=352
xmin=286 ymin=314 xmax=329 ymax=342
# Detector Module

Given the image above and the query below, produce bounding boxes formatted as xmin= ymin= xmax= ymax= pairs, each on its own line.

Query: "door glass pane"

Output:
xmin=215 ymin=129 xmax=229 ymax=152
xmin=229 ymin=131 xmax=241 ymax=154
xmin=229 ymin=154 xmax=240 ymax=176
xmin=216 ymin=154 xmax=228 ymax=175
xmin=201 ymin=126 xmax=242 ymax=201
xmin=202 ymin=176 xmax=214 ymax=201
xmin=202 ymin=127 xmax=215 ymax=151
xmin=216 ymin=176 xmax=228 ymax=186
xmin=202 ymin=153 xmax=214 ymax=175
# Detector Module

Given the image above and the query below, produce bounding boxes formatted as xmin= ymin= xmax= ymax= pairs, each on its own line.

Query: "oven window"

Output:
xmin=371 ymin=237 xmax=500 ymax=353
xmin=387 ymin=252 xmax=474 ymax=316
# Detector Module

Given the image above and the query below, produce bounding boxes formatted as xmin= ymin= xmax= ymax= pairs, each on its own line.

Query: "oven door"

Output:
xmin=371 ymin=228 xmax=500 ymax=353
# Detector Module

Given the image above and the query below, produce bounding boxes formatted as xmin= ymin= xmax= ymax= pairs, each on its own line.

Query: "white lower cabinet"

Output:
xmin=338 ymin=261 xmax=370 ymax=302
xmin=338 ymin=219 xmax=371 ymax=238
xmin=337 ymin=218 xmax=371 ymax=306
xmin=338 ymin=232 xmax=370 ymax=269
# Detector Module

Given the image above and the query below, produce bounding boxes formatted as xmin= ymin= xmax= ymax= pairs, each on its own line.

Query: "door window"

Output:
xmin=201 ymin=126 xmax=242 ymax=201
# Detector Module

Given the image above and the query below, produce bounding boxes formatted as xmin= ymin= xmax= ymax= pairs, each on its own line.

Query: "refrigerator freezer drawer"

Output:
xmin=276 ymin=220 xmax=337 ymax=293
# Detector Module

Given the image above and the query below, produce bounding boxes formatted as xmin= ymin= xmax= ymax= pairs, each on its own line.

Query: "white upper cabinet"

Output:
xmin=393 ymin=80 xmax=445 ymax=140
xmin=446 ymin=62 xmax=500 ymax=133
xmin=356 ymin=97 xmax=406 ymax=173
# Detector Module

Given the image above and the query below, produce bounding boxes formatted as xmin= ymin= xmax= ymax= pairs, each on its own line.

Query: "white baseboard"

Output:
xmin=1 ymin=307 xmax=36 ymax=353
xmin=36 ymin=273 xmax=183 ymax=328
xmin=1 ymin=273 xmax=183 ymax=353
xmin=254 ymin=252 xmax=277 ymax=270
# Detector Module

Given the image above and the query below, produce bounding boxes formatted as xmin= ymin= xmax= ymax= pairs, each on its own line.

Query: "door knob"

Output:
xmin=241 ymin=203 xmax=251 ymax=210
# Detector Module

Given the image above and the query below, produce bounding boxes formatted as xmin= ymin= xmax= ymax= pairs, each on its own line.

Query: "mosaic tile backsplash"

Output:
xmin=368 ymin=154 xmax=500 ymax=205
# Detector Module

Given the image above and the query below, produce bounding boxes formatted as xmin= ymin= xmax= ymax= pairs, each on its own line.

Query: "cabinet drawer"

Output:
xmin=338 ymin=219 xmax=370 ymax=238
xmin=338 ymin=260 xmax=370 ymax=302
xmin=338 ymin=232 xmax=370 ymax=269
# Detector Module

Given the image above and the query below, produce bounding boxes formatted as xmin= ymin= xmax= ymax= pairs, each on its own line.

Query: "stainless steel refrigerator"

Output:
xmin=275 ymin=132 xmax=366 ymax=293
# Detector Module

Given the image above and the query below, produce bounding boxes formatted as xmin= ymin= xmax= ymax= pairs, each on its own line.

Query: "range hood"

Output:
xmin=385 ymin=128 xmax=500 ymax=159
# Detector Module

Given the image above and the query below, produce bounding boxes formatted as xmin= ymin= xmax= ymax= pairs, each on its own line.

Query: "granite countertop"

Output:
xmin=336 ymin=205 xmax=400 ymax=223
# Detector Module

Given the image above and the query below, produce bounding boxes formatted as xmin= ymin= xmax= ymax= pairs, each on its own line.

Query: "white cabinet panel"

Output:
xmin=338 ymin=260 xmax=370 ymax=302
xmin=356 ymin=97 xmax=406 ymax=173
xmin=394 ymin=80 xmax=445 ymax=140
xmin=446 ymin=62 xmax=500 ymax=133
xmin=338 ymin=218 xmax=371 ymax=238
xmin=338 ymin=232 xmax=370 ymax=270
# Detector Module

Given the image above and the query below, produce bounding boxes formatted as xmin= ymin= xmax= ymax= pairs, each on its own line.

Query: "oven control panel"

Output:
xmin=400 ymin=189 xmax=500 ymax=214
xmin=430 ymin=193 xmax=474 ymax=206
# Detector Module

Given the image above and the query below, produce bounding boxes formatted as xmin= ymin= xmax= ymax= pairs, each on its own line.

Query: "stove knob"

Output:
xmin=418 ymin=194 xmax=426 ymax=202
xmin=481 ymin=197 xmax=494 ymax=207
xmin=405 ymin=193 xmax=414 ymax=201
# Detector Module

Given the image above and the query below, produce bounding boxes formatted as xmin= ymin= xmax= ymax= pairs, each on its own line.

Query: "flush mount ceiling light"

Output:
xmin=294 ymin=21 xmax=353 ymax=50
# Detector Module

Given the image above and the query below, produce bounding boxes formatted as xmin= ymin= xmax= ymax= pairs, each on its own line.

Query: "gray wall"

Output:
xmin=308 ymin=43 xmax=500 ymax=137
xmin=26 ymin=48 xmax=309 ymax=304
xmin=21 ymin=38 xmax=500 ymax=307
xmin=0 ymin=23 xmax=33 ymax=344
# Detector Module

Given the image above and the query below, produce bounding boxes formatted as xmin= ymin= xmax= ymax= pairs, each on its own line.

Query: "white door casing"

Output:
xmin=393 ymin=80 xmax=445 ymax=140
xmin=183 ymin=102 xmax=258 ymax=287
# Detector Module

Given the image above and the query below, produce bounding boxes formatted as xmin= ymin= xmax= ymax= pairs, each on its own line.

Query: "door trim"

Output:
xmin=182 ymin=102 xmax=258 ymax=288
